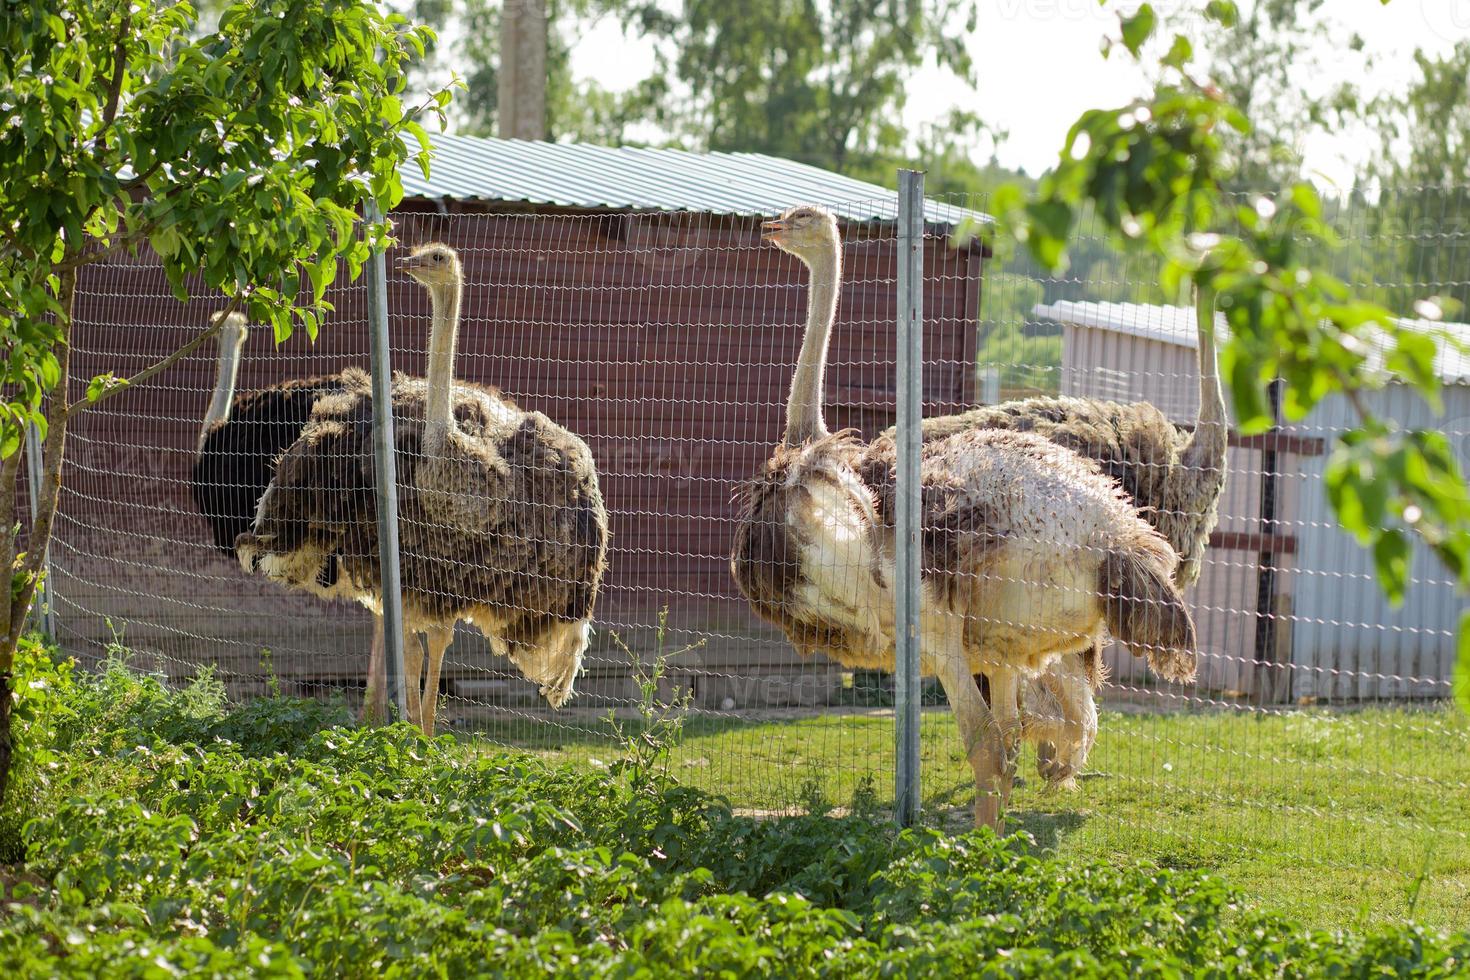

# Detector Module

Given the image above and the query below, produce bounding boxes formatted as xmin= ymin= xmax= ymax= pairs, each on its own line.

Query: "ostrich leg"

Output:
xmin=1030 ymin=652 xmax=1096 ymax=789
xmin=359 ymin=616 xmax=387 ymax=725
xmin=418 ymin=622 xmax=453 ymax=736
xmin=401 ymin=624 xmax=425 ymax=732
xmin=932 ymin=641 xmax=1007 ymax=832
xmin=987 ymin=669 xmax=1023 ymax=808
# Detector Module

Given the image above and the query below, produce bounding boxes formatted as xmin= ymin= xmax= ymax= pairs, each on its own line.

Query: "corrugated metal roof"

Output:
xmin=401 ymin=133 xmax=988 ymax=228
xmin=1035 ymin=300 xmax=1470 ymax=385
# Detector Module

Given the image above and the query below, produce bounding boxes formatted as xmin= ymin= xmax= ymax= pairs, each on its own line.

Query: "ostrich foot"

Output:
xmin=1036 ymin=740 xmax=1070 ymax=781
xmin=972 ymin=792 xmax=1003 ymax=833
xmin=967 ymin=740 xmax=1009 ymax=833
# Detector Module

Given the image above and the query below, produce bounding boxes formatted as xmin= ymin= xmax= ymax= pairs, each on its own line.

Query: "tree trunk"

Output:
xmin=0 ymin=669 xmax=11 ymax=809
xmin=0 ymin=266 xmax=74 ymax=811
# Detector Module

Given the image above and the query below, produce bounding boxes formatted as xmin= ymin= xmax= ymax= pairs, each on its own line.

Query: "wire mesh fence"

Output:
xmin=43 ymin=180 xmax=1470 ymax=923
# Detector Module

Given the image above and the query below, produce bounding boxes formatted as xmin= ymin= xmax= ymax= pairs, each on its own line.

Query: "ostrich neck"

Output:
xmin=424 ymin=280 xmax=462 ymax=454
xmin=783 ymin=244 xmax=841 ymax=446
xmin=200 ymin=330 xmax=244 ymax=450
xmin=1182 ymin=285 xmax=1227 ymax=474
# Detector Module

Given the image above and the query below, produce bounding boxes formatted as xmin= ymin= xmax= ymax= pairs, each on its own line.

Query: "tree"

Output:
xmin=0 ymin=0 xmax=448 ymax=804
xmin=1158 ymin=0 xmax=1368 ymax=189
xmin=982 ymin=0 xmax=1470 ymax=710
xmin=632 ymin=0 xmax=978 ymax=176
xmin=410 ymin=0 xmax=660 ymax=143
xmin=1361 ymin=41 xmax=1470 ymax=316
xmin=411 ymin=1 xmax=985 ymax=172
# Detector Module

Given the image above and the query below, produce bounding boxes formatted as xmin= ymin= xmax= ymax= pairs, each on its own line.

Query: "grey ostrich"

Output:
xmin=190 ymin=311 xmax=387 ymax=719
xmin=882 ymin=293 xmax=1227 ymax=784
xmin=237 ymin=243 xmax=609 ymax=734
xmin=731 ymin=206 xmax=1197 ymax=829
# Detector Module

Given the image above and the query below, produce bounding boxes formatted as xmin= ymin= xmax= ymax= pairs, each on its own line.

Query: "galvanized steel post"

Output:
xmin=894 ymin=170 xmax=925 ymax=827
xmin=365 ymin=201 xmax=409 ymax=721
xmin=24 ymin=422 xmax=54 ymax=640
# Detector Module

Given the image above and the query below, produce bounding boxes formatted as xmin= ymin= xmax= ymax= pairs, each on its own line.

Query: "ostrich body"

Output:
xmin=237 ymin=244 xmax=609 ymax=734
xmin=885 ymin=295 xmax=1228 ymax=782
xmin=730 ymin=206 xmax=1197 ymax=829
xmin=190 ymin=312 xmax=387 ymax=716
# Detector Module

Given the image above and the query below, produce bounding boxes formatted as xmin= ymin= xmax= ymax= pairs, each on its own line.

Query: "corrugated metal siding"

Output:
xmin=1041 ymin=300 xmax=1470 ymax=384
xmin=1290 ymin=387 xmax=1467 ymax=700
xmin=401 ymin=134 xmax=988 ymax=228
xmin=1062 ymin=322 xmax=1281 ymax=697
xmin=1058 ymin=305 xmax=1465 ymax=701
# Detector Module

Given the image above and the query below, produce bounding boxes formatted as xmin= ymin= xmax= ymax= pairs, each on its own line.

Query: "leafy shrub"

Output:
xmin=2 ymin=653 xmax=1469 ymax=976
xmin=52 ymin=643 xmax=348 ymax=757
xmin=0 ymin=635 xmax=73 ymax=862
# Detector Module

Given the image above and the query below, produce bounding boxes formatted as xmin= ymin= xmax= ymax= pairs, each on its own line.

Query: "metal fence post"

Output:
xmin=894 ymin=169 xmax=925 ymax=827
xmin=364 ymin=200 xmax=409 ymax=721
xmin=24 ymin=422 xmax=54 ymax=640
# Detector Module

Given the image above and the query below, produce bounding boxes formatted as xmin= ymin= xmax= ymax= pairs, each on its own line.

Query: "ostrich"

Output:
xmin=731 ymin=206 xmax=1197 ymax=829
xmin=236 ymin=243 xmax=609 ymax=735
xmin=885 ymin=293 xmax=1227 ymax=784
xmin=189 ymin=311 xmax=388 ymax=719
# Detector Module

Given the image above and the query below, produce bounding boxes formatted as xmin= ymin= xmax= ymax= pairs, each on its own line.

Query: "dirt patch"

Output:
xmin=1 ymin=865 xmax=45 ymax=909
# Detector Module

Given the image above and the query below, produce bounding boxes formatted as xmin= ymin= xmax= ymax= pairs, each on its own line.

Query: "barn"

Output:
xmin=51 ymin=134 xmax=990 ymax=712
xmin=1038 ymin=299 xmax=1468 ymax=703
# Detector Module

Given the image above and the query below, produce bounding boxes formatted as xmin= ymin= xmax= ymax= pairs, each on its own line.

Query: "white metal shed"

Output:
xmin=1034 ymin=300 xmax=1469 ymax=702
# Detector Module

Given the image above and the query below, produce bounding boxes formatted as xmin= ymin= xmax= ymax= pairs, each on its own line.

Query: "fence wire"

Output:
xmin=48 ymin=184 xmax=1470 ymax=924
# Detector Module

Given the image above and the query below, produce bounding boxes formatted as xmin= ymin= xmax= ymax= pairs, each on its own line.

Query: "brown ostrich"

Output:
xmin=730 ymin=205 xmax=1197 ymax=829
xmin=237 ymin=243 xmax=609 ymax=734
xmin=190 ymin=311 xmax=386 ymax=717
xmin=882 ymin=293 xmax=1227 ymax=784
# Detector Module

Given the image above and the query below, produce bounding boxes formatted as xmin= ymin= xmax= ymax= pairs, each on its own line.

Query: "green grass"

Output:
xmin=463 ymin=703 xmax=1470 ymax=932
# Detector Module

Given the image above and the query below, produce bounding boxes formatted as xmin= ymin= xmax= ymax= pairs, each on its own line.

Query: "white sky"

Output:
xmin=564 ymin=0 xmax=1470 ymax=186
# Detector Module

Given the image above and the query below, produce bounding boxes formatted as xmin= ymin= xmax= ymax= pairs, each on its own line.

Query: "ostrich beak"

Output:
xmin=760 ymin=219 xmax=785 ymax=243
xmin=397 ymin=253 xmax=428 ymax=273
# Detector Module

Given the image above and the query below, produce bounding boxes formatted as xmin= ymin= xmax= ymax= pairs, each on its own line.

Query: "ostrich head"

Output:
xmin=397 ymin=242 xmax=461 ymax=288
xmin=211 ymin=310 xmax=249 ymax=352
xmin=761 ymin=205 xmax=839 ymax=265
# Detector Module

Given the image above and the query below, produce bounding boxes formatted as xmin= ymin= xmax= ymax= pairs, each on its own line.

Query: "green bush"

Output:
xmin=2 ymin=653 xmax=1468 ymax=976
xmin=0 ymin=635 xmax=73 ymax=862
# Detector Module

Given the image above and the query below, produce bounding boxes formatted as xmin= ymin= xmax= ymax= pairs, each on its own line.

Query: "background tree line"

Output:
xmin=403 ymin=0 xmax=1468 ymax=395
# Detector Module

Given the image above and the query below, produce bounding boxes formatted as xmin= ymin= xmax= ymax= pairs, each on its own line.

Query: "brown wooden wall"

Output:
xmin=52 ymin=205 xmax=983 ymax=698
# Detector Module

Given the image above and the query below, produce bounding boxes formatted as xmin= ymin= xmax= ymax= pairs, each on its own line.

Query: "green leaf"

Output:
xmin=86 ymin=373 xmax=125 ymax=402
xmin=1162 ymin=34 xmax=1193 ymax=71
xmin=1120 ymin=5 xmax=1157 ymax=57
xmin=1205 ymin=1 xmax=1239 ymax=27
xmin=150 ymin=225 xmax=181 ymax=260
xmin=1371 ymin=531 xmax=1410 ymax=606
xmin=0 ymin=422 xmax=21 ymax=460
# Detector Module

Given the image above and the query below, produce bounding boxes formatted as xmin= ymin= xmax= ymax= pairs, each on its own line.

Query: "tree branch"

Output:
xmin=54 ymin=220 xmax=158 ymax=273
xmin=92 ymin=11 xmax=133 ymax=154
xmin=0 ymin=224 xmax=37 ymax=264
xmin=66 ymin=293 xmax=246 ymax=417
xmin=6 ymin=267 xmax=75 ymax=657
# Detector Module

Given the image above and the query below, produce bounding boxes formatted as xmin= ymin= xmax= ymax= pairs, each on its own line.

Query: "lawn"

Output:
xmin=464 ymin=703 xmax=1470 ymax=932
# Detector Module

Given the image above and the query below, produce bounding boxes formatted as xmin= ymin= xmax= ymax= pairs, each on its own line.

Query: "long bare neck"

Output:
xmin=424 ymin=278 xmax=463 ymax=451
xmin=783 ymin=241 xmax=841 ymax=446
xmin=1182 ymin=285 xmax=1227 ymax=473
xmin=200 ymin=328 xmax=245 ymax=450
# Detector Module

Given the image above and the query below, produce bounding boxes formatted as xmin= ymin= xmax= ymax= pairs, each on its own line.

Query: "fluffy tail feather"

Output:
xmin=1100 ymin=541 xmax=1197 ymax=683
xmin=509 ymin=618 xmax=592 ymax=709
